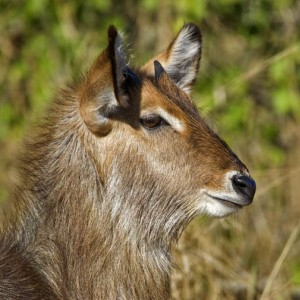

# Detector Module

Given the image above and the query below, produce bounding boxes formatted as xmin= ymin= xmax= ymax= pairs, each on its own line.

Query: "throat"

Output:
xmin=30 ymin=228 xmax=172 ymax=299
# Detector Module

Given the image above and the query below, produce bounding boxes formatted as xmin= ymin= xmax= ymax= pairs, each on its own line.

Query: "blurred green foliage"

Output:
xmin=0 ymin=0 xmax=299 ymax=158
xmin=0 ymin=0 xmax=300 ymax=298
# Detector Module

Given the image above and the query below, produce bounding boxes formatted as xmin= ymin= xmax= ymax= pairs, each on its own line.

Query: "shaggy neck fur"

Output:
xmin=0 ymin=90 xmax=189 ymax=299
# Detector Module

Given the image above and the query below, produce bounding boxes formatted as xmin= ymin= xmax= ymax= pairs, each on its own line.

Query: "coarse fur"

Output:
xmin=0 ymin=24 xmax=255 ymax=299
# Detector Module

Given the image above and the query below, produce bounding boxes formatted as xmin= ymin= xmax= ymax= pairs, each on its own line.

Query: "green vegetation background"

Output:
xmin=0 ymin=0 xmax=299 ymax=298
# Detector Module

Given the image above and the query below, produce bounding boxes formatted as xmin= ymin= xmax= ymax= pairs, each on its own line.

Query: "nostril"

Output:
xmin=232 ymin=174 xmax=256 ymax=203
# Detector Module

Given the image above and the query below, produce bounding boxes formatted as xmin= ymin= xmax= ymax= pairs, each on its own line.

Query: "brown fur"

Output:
xmin=0 ymin=24 xmax=253 ymax=299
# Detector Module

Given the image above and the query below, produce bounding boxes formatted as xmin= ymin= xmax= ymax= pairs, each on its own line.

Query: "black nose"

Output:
xmin=232 ymin=174 xmax=256 ymax=204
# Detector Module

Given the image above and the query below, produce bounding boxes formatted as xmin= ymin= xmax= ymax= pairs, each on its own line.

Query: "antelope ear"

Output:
xmin=79 ymin=26 xmax=131 ymax=135
xmin=141 ymin=23 xmax=202 ymax=94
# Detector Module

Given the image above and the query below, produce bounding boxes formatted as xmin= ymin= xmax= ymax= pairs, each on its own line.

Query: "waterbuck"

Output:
xmin=0 ymin=23 xmax=256 ymax=299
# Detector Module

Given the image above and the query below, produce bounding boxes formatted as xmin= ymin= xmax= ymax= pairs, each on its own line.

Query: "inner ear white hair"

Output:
xmin=141 ymin=23 xmax=202 ymax=95
xmin=165 ymin=23 xmax=202 ymax=94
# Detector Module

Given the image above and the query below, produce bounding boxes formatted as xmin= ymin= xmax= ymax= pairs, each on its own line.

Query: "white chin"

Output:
xmin=197 ymin=196 xmax=241 ymax=218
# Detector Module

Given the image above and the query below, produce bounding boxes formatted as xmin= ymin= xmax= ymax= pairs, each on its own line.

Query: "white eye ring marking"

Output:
xmin=143 ymin=108 xmax=185 ymax=133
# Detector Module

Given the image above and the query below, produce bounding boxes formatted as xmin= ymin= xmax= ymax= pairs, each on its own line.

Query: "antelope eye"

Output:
xmin=140 ymin=114 xmax=168 ymax=129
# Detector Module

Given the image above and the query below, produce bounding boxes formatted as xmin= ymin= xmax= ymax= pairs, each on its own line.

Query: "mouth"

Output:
xmin=205 ymin=193 xmax=244 ymax=209
xmin=198 ymin=190 xmax=249 ymax=218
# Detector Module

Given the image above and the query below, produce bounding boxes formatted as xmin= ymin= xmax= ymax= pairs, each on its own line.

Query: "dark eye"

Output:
xmin=140 ymin=114 xmax=168 ymax=130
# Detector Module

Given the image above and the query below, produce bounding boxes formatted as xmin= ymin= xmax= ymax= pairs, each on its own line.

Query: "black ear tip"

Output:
xmin=154 ymin=60 xmax=165 ymax=80
xmin=108 ymin=25 xmax=118 ymax=41
xmin=182 ymin=23 xmax=202 ymax=41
